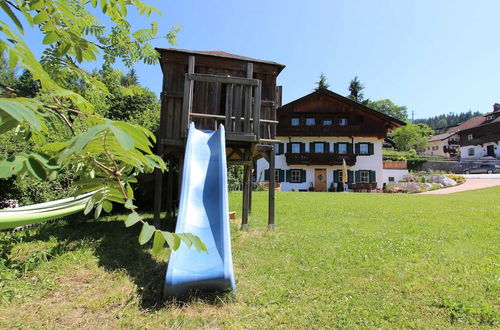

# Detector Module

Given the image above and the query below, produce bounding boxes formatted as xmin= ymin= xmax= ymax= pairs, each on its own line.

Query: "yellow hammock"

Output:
xmin=0 ymin=192 xmax=95 ymax=230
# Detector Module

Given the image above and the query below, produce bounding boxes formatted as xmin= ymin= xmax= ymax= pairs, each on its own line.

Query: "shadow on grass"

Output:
xmin=10 ymin=215 xmax=231 ymax=310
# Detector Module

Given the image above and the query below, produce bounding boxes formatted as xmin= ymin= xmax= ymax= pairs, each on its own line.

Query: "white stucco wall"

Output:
xmin=256 ymin=136 xmax=389 ymax=191
xmin=382 ymin=169 xmax=408 ymax=184
xmin=460 ymin=141 xmax=500 ymax=159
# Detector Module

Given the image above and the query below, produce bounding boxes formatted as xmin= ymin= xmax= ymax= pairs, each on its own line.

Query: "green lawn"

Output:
xmin=1 ymin=187 xmax=499 ymax=328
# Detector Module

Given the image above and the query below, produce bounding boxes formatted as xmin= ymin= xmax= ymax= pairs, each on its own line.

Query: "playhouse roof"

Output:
xmin=156 ymin=48 xmax=285 ymax=73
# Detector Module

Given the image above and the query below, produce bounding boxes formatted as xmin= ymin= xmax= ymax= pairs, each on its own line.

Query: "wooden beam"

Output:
xmin=268 ymin=147 xmax=275 ymax=229
xmin=181 ymin=56 xmax=195 ymax=137
xmin=186 ymin=73 xmax=259 ymax=86
xmin=153 ymin=168 xmax=163 ymax=228
xmin=225 ymin=84 xmax=234 ymax=130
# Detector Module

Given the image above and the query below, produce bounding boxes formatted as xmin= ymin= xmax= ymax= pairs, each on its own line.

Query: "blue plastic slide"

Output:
xmin=164 ymin=123 xmax=236 ymax=297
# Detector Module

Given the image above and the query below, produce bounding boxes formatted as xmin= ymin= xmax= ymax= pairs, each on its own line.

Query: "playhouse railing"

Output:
xmin=180 ymin=56 xmax=277 ymax=143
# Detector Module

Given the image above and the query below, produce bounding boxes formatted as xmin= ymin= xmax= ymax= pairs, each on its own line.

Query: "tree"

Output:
xmin=120 ymin=69 xmax=139 ymax=87
xmin=389 ymin=123 xmax=434 ymax=152
xmin=348 ymin=76 xmax=365 ymax=102
xmin=314 ymin=73 xmax=330 ymax=91
xmin=0 ymin=1 xmax=204 ymax=253
xmin=368 ymin=99 xmax=408 ymax=121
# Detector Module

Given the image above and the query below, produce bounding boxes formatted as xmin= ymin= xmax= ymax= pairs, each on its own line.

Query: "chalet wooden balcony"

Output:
xmin=285 ymin=152 xmax=357 ymax=166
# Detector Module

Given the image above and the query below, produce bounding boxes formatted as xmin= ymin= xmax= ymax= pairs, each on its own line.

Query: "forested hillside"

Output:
xmin=414 ymin=110 xmax=482 ymax=130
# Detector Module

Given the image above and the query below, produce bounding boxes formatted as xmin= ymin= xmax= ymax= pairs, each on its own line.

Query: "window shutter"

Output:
xmin=348 ymin=170 xmax=354 ymax=183
xmin=300 ymin=169 xmax=307 ymax=183
xmin=355 ymin=143 xmax=360 ymax=154
xmin=334 ymin=143 xmax=339 ymax=154
xmin=264 ymin=169 xmax=269 ymax=181
xmin=333 ymin=170 xmax=339 ymax=183
xmin=279 ymin=143 xmax=284 ymax=154
xmin=368 ymin=142 xmax=374 ymax=155
xmin=309 ymin=142 xmax=315 ymax=153
xmin=279 ymin=169 xmax=285 ymax=182
xmin=370 ymin=170 xmax=376 ymax=183
xmin=347 ymin=143 xmax=353 ymax=154
xmin=355 ymin=170 xmax=361 ymax=183
xmin=285 ymin=169 xmax=291 ymax=182
xmin=286 ymin=143 xmax=292 ymax=153
xmin=324 ymin=142 xmax=330 ymax=153
xmin=300 ymin=142 xmax=305 ymax=153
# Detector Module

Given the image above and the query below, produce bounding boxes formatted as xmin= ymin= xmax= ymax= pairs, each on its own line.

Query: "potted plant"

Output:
xmin=328 ymin=182 xmax=335 ymax=192
xmin=308 ymin=182 xmax=315 ymax=192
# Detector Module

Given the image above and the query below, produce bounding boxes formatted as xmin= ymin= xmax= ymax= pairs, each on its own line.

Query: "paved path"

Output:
xmin=421 ymin=174 xmax=500 ymax=194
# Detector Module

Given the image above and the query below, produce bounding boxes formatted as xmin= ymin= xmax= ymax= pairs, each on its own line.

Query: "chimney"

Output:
xmin=494 ymin=103 xmax=500 ymax=112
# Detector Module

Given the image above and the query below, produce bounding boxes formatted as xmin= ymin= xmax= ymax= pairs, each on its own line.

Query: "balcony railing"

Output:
xmin=285 ymin=153 xmax=357 ymax=165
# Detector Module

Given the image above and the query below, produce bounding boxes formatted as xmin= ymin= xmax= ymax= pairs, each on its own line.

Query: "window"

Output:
xmin=359 ymin=143 xmax=369 ymax=155
xmin=323 ymin=119 xmax=332 ymax=126
xmin=467 ymin=134 xmax=473 ymax=141
xmin=291 ymin=118 xmax=300 ymax=126
xmin=339 ymin=118 xmax=348 ymax=126
xmin=487 ymin=115 xmax=494 ymax=120
xmin=388 ymin=177 xmax=395 ymax=182
xmin=274 ymin=170 xmax=280 ymax=182
xmin=468 ymin=148 xmax=474 ymax=156
xmin=291 ymin=143 xmax=301 ymax=153
xmin=306 ymin=117 xmax=315 ymax=126
xmin=290 ymin=169 xmax=301 ymax=183
xmin=359 ymin=170 xmax=370 ymax=183
xmin=315 ymin=143 xmax=324 ymax=153
xmin=338 ymin=143 xmax=347 ymax=154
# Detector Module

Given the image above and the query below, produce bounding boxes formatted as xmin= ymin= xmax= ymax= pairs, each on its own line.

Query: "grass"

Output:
xmin=1 ymin=187 xmax=499 ymax=328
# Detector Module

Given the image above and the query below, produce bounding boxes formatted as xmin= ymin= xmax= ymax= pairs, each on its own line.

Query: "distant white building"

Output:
xmin=459 ymin=104 xmax=500 ymax=160
xmin=256 ymin=89 xmax=407 ymax=192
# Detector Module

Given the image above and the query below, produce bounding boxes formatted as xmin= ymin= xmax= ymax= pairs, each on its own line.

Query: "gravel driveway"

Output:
xmin=421 ymin=174 xmax=500 ymax=194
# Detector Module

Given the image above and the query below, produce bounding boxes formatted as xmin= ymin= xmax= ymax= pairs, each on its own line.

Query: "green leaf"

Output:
xmin=0 ymin=1 xmax=23 ymax=32
xmin=161 ymin=231 xmax=180 ymax=250
xmin=83 ymin=197 xmax=95 ymax=215
xmin=90 ymin=0 xmax=98 ymax=7
xmin=26 ymin=156 xmax=46 ymax=180
xmin=178 ymin=234 xmax=193 ymax=248
xmin=152 ymin=231 xmax=165 ymax=255
xmin=110 ymin=125 xmax=134 ymax=150
xmin=0 ymin=98 xmax=41 ymax=130
xmin=189 ymin=234 xmax=208 ymax=253
xmin=42 ymin=31 xmax=58 ymax=44
xmin=125 ymin=211 xmax=141 ymax=227
xmin=102 ymin=200 xmax=113 ymax=213
xmin=33 ymin=11 xmax=49 ymax=24
xmin=124 ymin=199 xmax=136 ymax=209
xmin=94 ymin=203 xmax=103 ymax=219
xmin=138 ymin=222 xmax=155 ymax=245
xmin=126 ymin=183 xmax=134 ymax=200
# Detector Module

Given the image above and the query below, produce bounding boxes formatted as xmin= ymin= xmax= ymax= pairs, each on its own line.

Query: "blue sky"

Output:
xmin=4 ymin=0 xmax=500 ymax=118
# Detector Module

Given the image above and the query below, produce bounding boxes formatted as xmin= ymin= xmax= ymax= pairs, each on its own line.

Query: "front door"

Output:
xmin=314 ymin=168 xmax=326 ymax=192
xmin=487 ymin=145 xmax=495 ymax=157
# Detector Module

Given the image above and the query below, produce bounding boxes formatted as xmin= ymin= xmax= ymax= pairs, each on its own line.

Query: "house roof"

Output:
xmin=279 ymin=88 xmax=407 ymax=127
xmin=428 ymin=131 xmax=457 ymax=142
xmin=155 ymin=48 xmax=286 ymax=72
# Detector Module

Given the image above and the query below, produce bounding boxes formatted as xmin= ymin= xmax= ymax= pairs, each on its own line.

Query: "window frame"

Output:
xmin=274 ymin=170 xmax=280 ymax=182
xmin=291 ymin=143 xmax=301 ymax=154
xmin=359 ymin=143 xmax=369 ymax=155
xmin=305 ymin=117 xmax=315 ymax=126
xmin=338 ymin=143 xmax=348 ymax=154
xmin=290 ymin=169 xmax=301 ymax=183
xmin=323 ymin=119 xmax=333 ymax=126
xmin=359 ymin=170 xmax=370 ymax=183
xmin=314 ymin=142 xmax=324 ymax=153
xmin=467 ymin=134 xmax=473 ymax=141
xmin=468 ymin=148 xmax=474 ymax=156
xmin=291 ymin=118 xmax=300 ymax=126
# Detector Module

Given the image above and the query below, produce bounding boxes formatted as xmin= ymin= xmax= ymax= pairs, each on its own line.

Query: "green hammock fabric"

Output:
xmin=0 ymin=192 xmax=95 ymax=230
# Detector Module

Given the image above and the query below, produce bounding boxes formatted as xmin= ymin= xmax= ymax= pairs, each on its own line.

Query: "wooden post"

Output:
xmin=181 ymin=56 xmax=195 ymax=137
xmin=153 ymin=167 xmax=163 ymax=228
xmin=249 ymin=161 xmax=253 ymax=214
xmin=268 ymin=147 xmax=275 ymax=229
xmin=165 ymin=159 xmax=174 ymax=222
xmin=241 ymin=152 xmax=252 ymax=230
xmin=224 ymin=84 xmax=234 ymax=131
